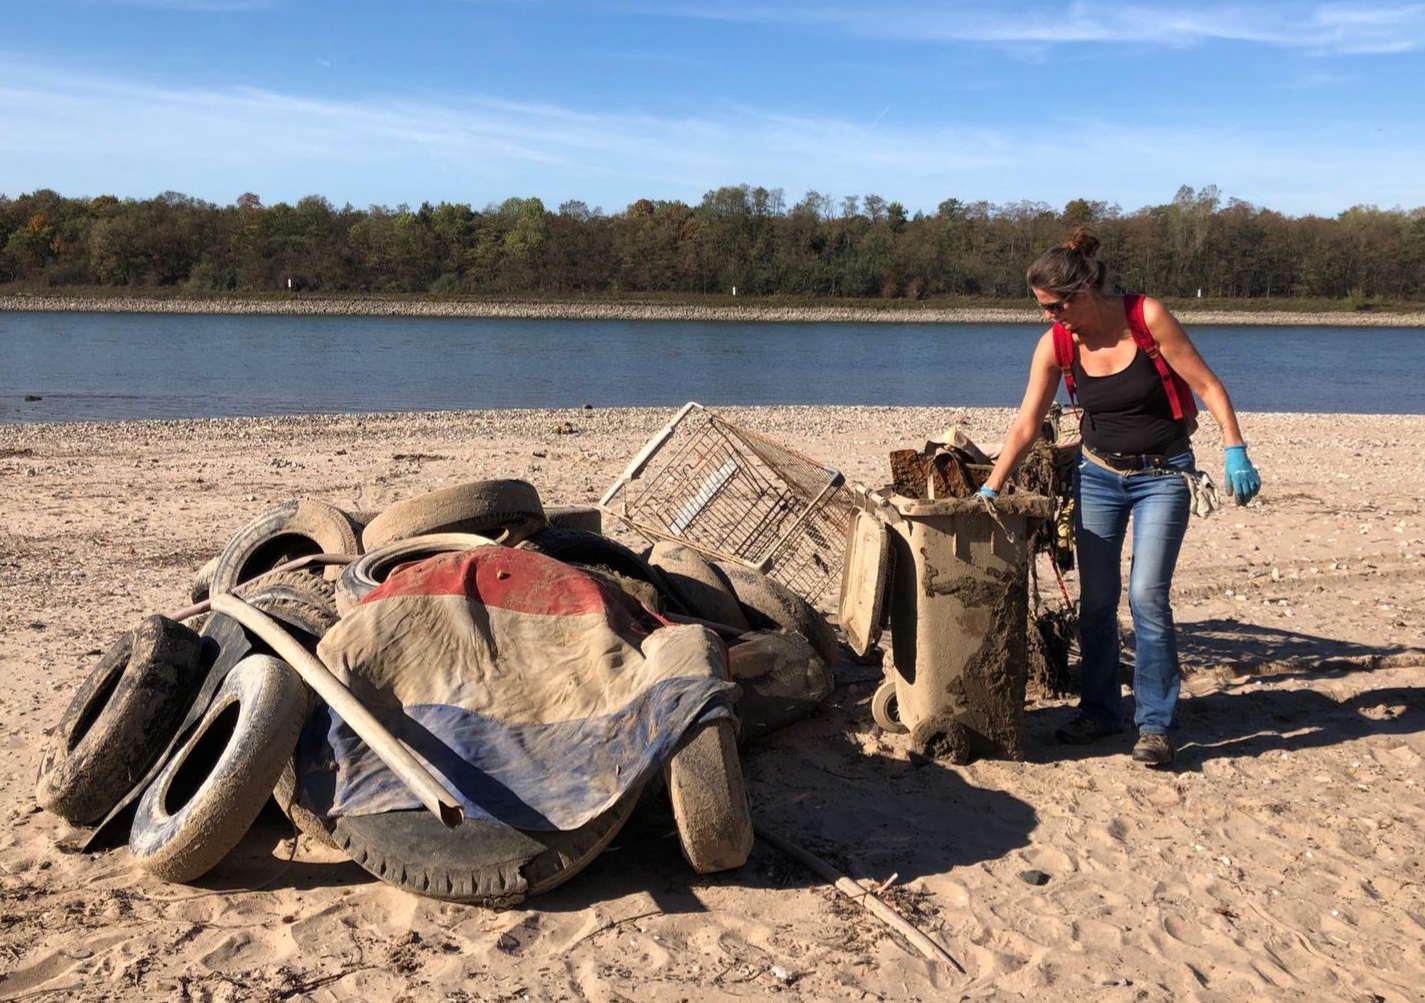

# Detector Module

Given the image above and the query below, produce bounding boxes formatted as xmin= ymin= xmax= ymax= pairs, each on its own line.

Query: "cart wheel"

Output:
xmin=871 ymin=680 xmax=908 ymax=734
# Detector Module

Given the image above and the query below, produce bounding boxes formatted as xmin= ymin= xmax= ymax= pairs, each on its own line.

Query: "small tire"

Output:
xmin=518 ymin=528 xmax=690 ymax=614
xmin=35 ymin=616 xmax=205 ymax=826
xmin=664 ymin=719 xmax=754 ymax=874
xmin=210 ymin=498 xmax=360 ymax=595
xmin=648 ymin=542 xmax=750 ymax=631
xmin=317 ymin=789 xmax=641 ymax=904
xmin=361 ymin=480 xmax=546 ymax=551
xmin=871 ymin=680 xmax=908 ymax=735
xmin=129 ymin=654 xmax=308 ymax=883
xmin=713 ymin=562 xmax=838 ymax=666
xmin=335 ymin=533 xmax=496 ymax=615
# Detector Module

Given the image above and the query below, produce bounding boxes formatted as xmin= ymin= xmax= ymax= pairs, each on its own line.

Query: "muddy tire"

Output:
xmin=518 ymin=528 xmax=690 ymax=614
xmin=665 ymin=719 xmax=753 ymax=873
xmin=129 ymin=654 xmax=308 ymax=882
xmin=318 ymin=789 xmax=640 ymax=904
xmin=565 ymin=562 xmax=664 ymax=613
xmin=346 ymin=510 xmax=383 ymax=534
xmin=35 ymin=616 xmax=205 ymax=826
xmin=544 ymin=504 xmax=603 ymax=533
xmin=648 ymin=542 xmax=749 ymax=631
xmin=273 ymin=759 xmax=340 ymax=851
xmin=79 ymin=585 xmax=334 ymax=848
xmin=360 ymin=480 xmax=546 ymax=551
xmin=729 ymin=631 xmax=832 ymax=745
xmin=241 ymin=570 xmax=338 ymax=619
xmin=240 ymin=572 xmax=340 ymax=663
xmin=188 ymin=555 xmax=222 ymax=605
xmin=335 ymin=533 xmax=496 ymax=615
xmin=256 ymin=578 xmax=340 ymax=851
xmin=713 ymin=562 xmax=837 ymax=666
xmin=209 ymin=498 xmax=360 ymax=595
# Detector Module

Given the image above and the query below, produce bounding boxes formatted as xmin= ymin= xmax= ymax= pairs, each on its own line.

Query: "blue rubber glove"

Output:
xmin=1224 ymin=445 xmax=1261 ymax=505
xmin=978 ymin=485 xmax=999 ymax=499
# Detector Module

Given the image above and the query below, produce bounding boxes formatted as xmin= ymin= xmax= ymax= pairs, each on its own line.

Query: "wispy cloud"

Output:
xmin=0 ymin=60 xmax=1419 ymax=214
xmin=650 ymin=1 xmax=1425 ymax=55
xmin=85 ymin=0 xmax=277 ymax=10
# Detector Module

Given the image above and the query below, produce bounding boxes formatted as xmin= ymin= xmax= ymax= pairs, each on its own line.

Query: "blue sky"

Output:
xmin=2 ymin=1 xmax=1422 ymax=217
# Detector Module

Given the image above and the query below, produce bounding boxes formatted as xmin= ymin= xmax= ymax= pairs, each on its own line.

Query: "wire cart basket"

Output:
xmin=600 ymin=402 xmax=854 ymax=603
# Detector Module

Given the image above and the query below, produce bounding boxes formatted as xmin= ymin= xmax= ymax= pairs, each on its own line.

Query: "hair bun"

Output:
xmin=1063 ymin=227 xmax=1100 ymax=258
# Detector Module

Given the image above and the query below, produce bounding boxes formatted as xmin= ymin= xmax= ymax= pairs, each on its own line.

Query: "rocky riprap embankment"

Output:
xmin=4 ymin=294 xmax=1425 ymax=326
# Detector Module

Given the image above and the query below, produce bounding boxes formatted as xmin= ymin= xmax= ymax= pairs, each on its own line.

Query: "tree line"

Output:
xmin=2 ymin=184 xmax=1422 ymax=302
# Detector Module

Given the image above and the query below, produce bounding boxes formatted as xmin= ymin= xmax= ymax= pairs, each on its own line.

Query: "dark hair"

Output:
xmin=1026 ymin=227 xmax=1107 ymax=296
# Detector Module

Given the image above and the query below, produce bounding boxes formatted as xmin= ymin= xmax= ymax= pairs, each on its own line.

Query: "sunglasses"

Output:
xmin=1035 ymin=294 xmax=1073 ymax=314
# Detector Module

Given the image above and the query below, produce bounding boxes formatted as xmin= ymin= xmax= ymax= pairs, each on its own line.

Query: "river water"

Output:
xmin=0 ymin=311 xmax=1417 ymax=422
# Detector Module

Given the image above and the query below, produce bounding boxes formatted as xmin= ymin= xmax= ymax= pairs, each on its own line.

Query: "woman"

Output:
xmin=979 ymin=230 xmax=1261 ymax=767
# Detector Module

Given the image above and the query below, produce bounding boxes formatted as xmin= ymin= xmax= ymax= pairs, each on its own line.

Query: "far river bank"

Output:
xmin=4 ymin=293 xmax=1425 ymax=326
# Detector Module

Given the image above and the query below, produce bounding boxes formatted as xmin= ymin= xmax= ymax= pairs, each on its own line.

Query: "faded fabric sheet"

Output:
xmin=295 ymin=547 xmax=737 ymax=831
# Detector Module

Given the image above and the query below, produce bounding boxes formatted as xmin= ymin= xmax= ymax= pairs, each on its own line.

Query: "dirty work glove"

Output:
xmin=978 ymin=485 xmax=999 ymax=499
xmin=1223 ymin=445 xmax=1261 ymax=505
xmin=1183 ymin=470 xmax=1220 ymax=518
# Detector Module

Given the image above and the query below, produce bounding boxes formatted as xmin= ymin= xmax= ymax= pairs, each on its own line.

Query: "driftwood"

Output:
xmin=753 ymin=823 xmax=966 ymax=974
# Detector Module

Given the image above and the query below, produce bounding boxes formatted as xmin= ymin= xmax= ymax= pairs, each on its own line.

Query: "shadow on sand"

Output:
xmin=179 ymin=623 xmax=1421 ymax=912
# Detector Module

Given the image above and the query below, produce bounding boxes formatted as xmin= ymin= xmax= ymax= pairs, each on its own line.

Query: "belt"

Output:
xmin=1082 ymin=439 xmax=1192 ymax=473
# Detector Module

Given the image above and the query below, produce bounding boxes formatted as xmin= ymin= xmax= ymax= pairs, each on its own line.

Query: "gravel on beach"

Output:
xmin=5 ymin=293 xmax=1425 ymax=326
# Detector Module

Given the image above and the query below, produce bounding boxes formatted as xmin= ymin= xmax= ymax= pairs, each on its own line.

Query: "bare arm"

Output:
xmin=982 ymin=330 xmax=1061 ymax=493
xmin=1141 ymin=297 xmax=1246 ymax=448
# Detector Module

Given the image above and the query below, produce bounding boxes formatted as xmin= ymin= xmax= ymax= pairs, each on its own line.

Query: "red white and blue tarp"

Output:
xmin=293 ymin=546 xmax=737 ymax=831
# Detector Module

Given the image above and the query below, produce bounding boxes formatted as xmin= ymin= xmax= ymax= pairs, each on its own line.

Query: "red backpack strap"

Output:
xmin=1051 ymin=322 xmax=1078 ymax=411
xmin=1123 ymin=293 xmax=1196 ymax=421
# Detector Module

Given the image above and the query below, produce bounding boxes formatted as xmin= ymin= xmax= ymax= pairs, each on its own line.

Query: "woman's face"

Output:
xmin=1032 ymin=286 xmax=1087 ymax=329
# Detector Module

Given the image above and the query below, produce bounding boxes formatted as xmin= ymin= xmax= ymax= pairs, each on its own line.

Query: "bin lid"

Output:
xmin=839 ymin=509 xmax=891 ymax=658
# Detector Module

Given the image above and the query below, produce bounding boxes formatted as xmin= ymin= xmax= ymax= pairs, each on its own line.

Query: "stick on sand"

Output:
xmin=754 ymin=823 xmax=966 ymax=974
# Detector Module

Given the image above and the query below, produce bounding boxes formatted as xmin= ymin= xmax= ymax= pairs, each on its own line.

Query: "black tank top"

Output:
xmin=1073 ymin=348 xmax=1189 ymax=454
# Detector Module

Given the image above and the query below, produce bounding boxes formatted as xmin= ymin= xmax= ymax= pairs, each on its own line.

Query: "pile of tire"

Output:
xmin=34 ymin=478 xmax=835 ymax=902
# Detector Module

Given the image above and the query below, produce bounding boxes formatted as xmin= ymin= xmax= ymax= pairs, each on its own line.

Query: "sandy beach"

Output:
xmin=2 ymin=405 xmax=1423 ymax=1002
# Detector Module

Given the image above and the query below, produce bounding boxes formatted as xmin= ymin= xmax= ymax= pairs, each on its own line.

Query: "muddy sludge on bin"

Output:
xmin=865 ymin=487 xmax=1052 ymax=764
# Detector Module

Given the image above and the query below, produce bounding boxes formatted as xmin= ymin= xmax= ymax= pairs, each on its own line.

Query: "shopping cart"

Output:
xmin=600 ymin=403 xmax=854 ymax=603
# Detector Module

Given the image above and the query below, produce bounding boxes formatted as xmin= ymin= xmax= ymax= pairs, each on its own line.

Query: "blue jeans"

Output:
xmin=1073 ymin=450 xmax=1193 ymax=735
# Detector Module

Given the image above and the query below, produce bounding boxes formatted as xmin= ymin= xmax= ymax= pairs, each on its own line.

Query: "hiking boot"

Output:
xmin=1131 ymin=732 xmax=1174 ymax=767
xmin=1055 ymin=715 xmax=1123 ymax=745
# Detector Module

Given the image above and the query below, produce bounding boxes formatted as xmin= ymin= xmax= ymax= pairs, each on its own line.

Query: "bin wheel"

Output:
xmin=871 ymin=680 xmax=908 ymax=734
